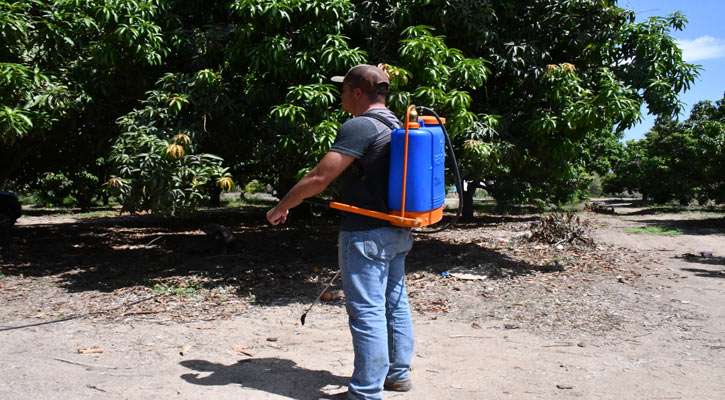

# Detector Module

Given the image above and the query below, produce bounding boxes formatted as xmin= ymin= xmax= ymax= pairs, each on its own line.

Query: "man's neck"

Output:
xmin=355 ymin=103 xmax=387 ymax=116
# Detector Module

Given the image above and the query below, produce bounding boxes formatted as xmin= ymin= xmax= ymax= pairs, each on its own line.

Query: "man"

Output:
xmin=266 ymin=64 xmax=414 ymax=399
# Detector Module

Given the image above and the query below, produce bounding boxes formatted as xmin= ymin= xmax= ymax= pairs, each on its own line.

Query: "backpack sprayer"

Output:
xmin=306 ymin=105 xmax=463 ymax=232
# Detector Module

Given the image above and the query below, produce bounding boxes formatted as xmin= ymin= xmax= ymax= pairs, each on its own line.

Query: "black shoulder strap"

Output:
xmin=350 ymin=112 xmax=400 ymax=213
xmin=360 ymin=111 xmax=402 ymax=131
xmin=350 ymin=112 xmax=395 ymax=174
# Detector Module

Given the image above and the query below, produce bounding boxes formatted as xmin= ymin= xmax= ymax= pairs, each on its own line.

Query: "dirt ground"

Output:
xmin=1 ymin=199 xmax=723 ymax=399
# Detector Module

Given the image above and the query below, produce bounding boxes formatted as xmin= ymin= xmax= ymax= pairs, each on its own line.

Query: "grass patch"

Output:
xmin=472 ymin=200 xmax=498 ymax=214
xmin=18 ymin=194 xmax=39 ymax=206
xmin=153 ymin=283 xmax=202 ymax=297
xmin=221 ymin=194 xmax=276 ymax=208
xmin=678 ymin=209 xmax=725 ymax=215
xmin=625 ymin=226 xmax=683 ymax=236
xmin=21 ymin=206 xmax=120 ymax=218
xmin=221 ymin=198 xmax=270 ymax=208
xmin=71 ymin=210 xmax=119 ymax=218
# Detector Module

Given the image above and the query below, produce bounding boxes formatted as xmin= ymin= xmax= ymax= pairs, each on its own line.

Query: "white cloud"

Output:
xmin=677 ymin=36 xmax=725 ymax=62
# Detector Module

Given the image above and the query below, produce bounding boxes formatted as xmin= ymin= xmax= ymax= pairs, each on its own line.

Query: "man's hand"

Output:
xmin=267 ymin=206 xmax=289 ymax=225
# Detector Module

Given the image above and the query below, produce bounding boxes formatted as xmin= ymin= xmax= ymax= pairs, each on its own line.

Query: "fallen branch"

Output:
xmin=52 ymin=357 xmax=127 ymax=370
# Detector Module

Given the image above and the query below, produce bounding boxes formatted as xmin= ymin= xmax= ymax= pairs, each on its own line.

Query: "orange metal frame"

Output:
xmin=325 ymin=201 xmax=443 ymax=228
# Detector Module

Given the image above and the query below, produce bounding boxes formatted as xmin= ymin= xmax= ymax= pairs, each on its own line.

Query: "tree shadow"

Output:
xmin=588 ymin=197 xmax=724 ymax=215
xmin=409 ymin=233 xmax=559 ymax=277
xmin=1 ymin=206 xmax=556 ymax=304
xmin=678 ymin=253 xmax=725 ymax=267
xmin=624 ymin=208 xmax=714 ymax=216
xmin=614 ymin=201 xmax=725 ymax=216
xmin=629 ymin=217 xmax=725 ymax=236
xmin=19 ymin=205 xmax=120 ymax=217
xmin=595 ymin=198 xmax=640 ymax=206
xmin=179 ymin=357 xmax=347 ymax=399
xmin=672 ymin=250 xmax=725 ymax=278
xmin=471 ymin=201 xmax=549 ymax=216
xmin=2 ymin=207 xmax=342 ymax=301
xmin=681 ymin=268 xmax=725 ymax=279
xmin=456 ymin=214 xmax=540 ymax=226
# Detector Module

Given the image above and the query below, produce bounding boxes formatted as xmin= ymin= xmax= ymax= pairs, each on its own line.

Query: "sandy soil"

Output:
xmin=1 ymin=200 xmax=723 ymax=399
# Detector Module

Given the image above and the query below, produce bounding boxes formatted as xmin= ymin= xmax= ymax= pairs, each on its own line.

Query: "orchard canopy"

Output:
xmin=0 ymin=0 xmax=701 ymax=215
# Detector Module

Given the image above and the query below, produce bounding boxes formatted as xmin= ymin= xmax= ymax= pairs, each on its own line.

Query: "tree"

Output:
xmin=607 ymin=93 xmax=725 ymax=204
xmin=107 ymin=0 xmax=368 ymax=212
xmin=691 ymin=97 xmax=725 ymax=203
xmin=2 ymin=0 xmax=701 ymax=218
xmin=347 ymin=0 xmax=699 ymax=215
xmin=1 ymin=0 xmax=170 ymax=208
xmin=109 ymin=1 xmax=488 ymax=213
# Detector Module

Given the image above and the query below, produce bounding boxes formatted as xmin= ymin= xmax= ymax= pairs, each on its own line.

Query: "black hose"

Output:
xmin=413 ymin=106 xmax=463 ymax=234
xmin=304 ymin=197 xmax=331 ymax=207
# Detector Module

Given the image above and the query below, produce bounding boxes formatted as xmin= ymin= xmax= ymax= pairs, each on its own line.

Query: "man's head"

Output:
xmin=332 ymin=64 xmax=390 ymax=105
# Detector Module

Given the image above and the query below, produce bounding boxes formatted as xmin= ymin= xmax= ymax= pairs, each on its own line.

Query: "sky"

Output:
xmin=620 ymin=0 xmax=725 ymax=141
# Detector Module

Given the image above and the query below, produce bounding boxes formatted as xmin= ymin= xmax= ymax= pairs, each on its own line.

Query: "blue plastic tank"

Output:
xmin=388 ymin=117 xmax=446 ymax=212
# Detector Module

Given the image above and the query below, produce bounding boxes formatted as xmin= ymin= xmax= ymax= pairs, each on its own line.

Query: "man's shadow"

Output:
xmin=180 ymin=357 xmax=348 ymax=399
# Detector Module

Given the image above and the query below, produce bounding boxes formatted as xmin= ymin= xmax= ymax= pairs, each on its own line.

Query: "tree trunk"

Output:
xmin=461 ymin=180 xmax=479 ymax=220
xmin=492 ymin=190 xmax=509 ymax=213
xmin=208 ymin=184 xmax=222 ymax=207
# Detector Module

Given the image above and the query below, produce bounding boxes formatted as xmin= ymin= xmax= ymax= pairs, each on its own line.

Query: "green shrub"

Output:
xmin=71 ymin=170 xmax=100 ymax=211
xmin=588 ymin=174 xmax=603 ymax=197
xmin=244 ymin=179 xmax=269 ymax=194
xmin=36 ymin=172 xmax=73 ymax=206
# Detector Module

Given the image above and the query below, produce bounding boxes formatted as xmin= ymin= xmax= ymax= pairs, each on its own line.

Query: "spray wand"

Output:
xmin=300 ymin=270 xmax=339 ymax=326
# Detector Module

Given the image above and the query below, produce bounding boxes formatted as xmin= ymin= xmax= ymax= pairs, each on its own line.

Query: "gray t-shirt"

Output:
xmin=330 ymin=108 xmax=403 ymax=231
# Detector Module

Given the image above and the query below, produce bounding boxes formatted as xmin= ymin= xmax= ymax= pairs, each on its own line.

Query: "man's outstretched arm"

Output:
xmin=266 ymin=151 xmax=354 ymax=225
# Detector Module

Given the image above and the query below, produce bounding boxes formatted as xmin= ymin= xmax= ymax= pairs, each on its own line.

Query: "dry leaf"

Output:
xmin=179 ymin=345 xmax=191 ymax=356
xmin=557 ymin=384 xmax=574 ymax=390
xmin=77 ymin=347 xmax=103 ymax=354
xmin=232 ymin=346 xmax=253 ymax=357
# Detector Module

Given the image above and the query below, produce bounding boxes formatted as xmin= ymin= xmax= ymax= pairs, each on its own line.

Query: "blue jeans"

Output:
xmin=338 ymin=227 xmax=414 ymax=400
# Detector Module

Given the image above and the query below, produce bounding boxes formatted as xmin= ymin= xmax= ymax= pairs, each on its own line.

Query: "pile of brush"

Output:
xmin=584 ymin=201 xmax=615 ymax=214
xmin=528 ymin=212 xmax=594 ymax=247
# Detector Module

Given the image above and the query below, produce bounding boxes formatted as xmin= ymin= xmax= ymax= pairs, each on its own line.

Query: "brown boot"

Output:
xmin=384 ymin=379 xmax=413 ymax=392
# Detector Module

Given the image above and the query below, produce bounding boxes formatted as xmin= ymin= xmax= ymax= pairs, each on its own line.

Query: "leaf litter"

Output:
xmin=0 ymin=207 xmax=702 ymax=344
